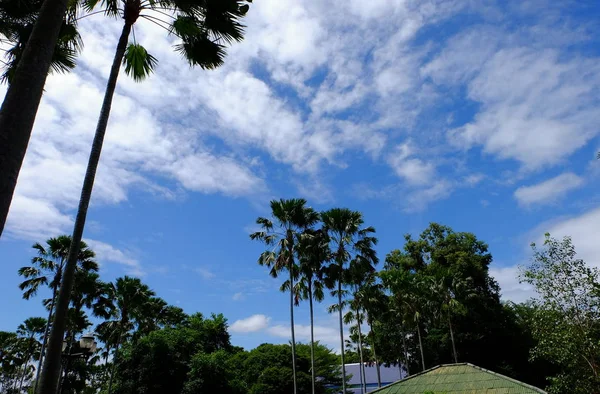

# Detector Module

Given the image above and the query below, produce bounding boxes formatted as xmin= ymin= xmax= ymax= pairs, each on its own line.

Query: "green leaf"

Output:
xmin=123 ymin=43 xmax=158 ymax=82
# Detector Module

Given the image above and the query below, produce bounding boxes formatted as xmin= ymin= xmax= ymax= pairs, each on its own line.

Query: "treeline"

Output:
xmin=251 ymin=199 xmax=600 ymax=394
xmin=0 ymin=235 xmax=342 ymax=394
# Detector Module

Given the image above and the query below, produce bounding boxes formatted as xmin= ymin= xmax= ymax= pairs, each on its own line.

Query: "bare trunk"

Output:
xmin=37 ymin=23 xmax=132 ymax=394
xmin=33 ymin=287 xmax=57 ymax=393
xmin=417 ymin=323 xmax=425 ymax=372
xmin=338 ymin=276 xmax=346 ymax=393
xmin=356 ymin=309 xmax=366 ymax=394
xmin=0 ymin=0 xmax=70 ymax=236
xmin=368 ymin=320 xmax=381 ymax=388
xmin=107 ymin=330 xmax=123 ymax=394
xmin=400 ymin=326 xmax=409 ymax=377
xmin=308 ymin=279 xmax=316 ymax=394
xmin=289 ymin=256 xmax=298 ymax=394
xmin=448 ymin=316 xmax=457 ymax=363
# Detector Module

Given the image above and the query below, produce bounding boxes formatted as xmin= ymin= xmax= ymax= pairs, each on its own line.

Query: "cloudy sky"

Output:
xmin=1 ymin=0 xmax=599 ymax=351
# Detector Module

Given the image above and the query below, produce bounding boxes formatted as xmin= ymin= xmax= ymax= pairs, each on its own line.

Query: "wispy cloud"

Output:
xmin=230 ymin=314 xmax=271 ymax=333
xmin=194 ymin=267 xmax=216 ymax=280
xmin=514 ymin=172 xmax=584 ymax=207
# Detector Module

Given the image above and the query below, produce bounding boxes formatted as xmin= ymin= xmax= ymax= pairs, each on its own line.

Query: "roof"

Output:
xmin=371 ymin=363 xmax=547 ymax=394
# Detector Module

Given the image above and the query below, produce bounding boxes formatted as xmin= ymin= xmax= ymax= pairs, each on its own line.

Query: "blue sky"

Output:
xmin=1 ymin=0 xmax=600 ymax=351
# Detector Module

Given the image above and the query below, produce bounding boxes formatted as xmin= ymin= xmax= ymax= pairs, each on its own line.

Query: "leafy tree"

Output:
xmin=521 ymin=234 xmax=600 ymax=393
xmin=251 ymin=198 xmax=320 ymax=393
xmin=112 ymin=313 xmax=232 ymax=394
xmin=39 ymin=1 xmax=252 ymax=392
xmin=381 ymin=223 xmax=523 ymax=376
xmin=321 ymin=208 xmax=377 ymax=393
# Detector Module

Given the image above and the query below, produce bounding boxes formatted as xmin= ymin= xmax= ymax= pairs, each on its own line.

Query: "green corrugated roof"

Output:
xmin=371 ymin=363 xmax=547 ymax=394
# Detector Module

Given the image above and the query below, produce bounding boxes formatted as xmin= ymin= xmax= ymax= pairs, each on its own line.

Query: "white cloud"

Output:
xmin=514 ymin=172 xmax=584 ymax=207
xmin=489 ymin=265 xmax=534 ymax=303
xmin=387 ymin=143 xmax=435 ymax=185
xmin=542 ymin=206 xmax=600 ymax=269
xmin=194 ymin=267 xmax=216 ymax=280
xmin=230 ymin=314 xmax=271 ymax=333
xmin=86 ymin=239 xmax=144 ymax=276
xmin=448 ymin=47 xmax=600 ymax=170
xmin=232 ymin=292 xmax=244 ymax=301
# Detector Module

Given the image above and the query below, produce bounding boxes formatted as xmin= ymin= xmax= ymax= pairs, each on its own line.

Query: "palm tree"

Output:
xmin=38 ymin=2 xmax=251 ymax=391
xmin=321 ymin=208 xmax=377 ymax=394
xmin=360 ymin=277 xmax=386 ymax=388
xmin=0 ymin=0 xmax=82 ymax=84
xmin=0 ymin=0 xmax=80 ymax=235
xmin=283 ymin=229 xmax=328 ymax=394
xmin=251 ymin=198 xmax=320 ymax=394
xmin=98 ymin=276 xmax=155 ymax=394
xmin=17 ymin=235 xmax=97 ymax=394
xmin=428 ymin=273 xmax=470 ymax=364
xmin=15 ymin=317 xmax=46 ymax=391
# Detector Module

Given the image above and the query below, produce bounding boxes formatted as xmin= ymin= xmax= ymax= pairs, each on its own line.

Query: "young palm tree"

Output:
xmin=251 ymin=198 xmax=319 ymax=394
xmin=98 ymin=276 xmax=155 ymax=394
xmin=17 ymin=236 xmax=97 ymax=394
xmin=39 ymin=2 xmax=251 ymax=392
xmin=321 ymin=208 xmax=377 ymax=394
xmin=15 ymin=317 xmax=46 ymax=391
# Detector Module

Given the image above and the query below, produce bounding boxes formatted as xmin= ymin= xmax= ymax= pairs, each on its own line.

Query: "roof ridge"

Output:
xmin=464 ymin=363 xmax=547 ymax=393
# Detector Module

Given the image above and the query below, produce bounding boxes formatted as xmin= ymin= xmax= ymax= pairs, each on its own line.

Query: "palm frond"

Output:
xmin=174 ymin=33 xmax=225 ymax=69
xmin=123 ymin=43 xmax=158 ymax=82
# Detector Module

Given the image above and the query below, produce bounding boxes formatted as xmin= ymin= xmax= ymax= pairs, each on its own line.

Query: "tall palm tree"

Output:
xmin=251 ymin=198 xmax=319 ymax=394
xmin=321 ymin=208 xmax=377 ymax=394
xmin=16 ymin=317 xmax=46 ymax=391
xmin=282 ymin=229 xmax=328 ymax=394
xmin=0 ymin=0 xmax=82 ymax=84
xmin=98 ymin=276 xmax=155 ymax=394
xmin=0 ymin=0 xmax=80 ymax=234
xmin=38 ymin=2 xmax=251 ymax=392
xmin=17 ymin=235 xmax=97 ymax=394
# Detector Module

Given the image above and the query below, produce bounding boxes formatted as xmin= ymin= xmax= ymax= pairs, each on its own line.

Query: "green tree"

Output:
xmin=521 ymin=234 xmax=600 ymax=393
xmin=251 ymin=198 xmax=320 ymax=394
xmin=321 ymin=208 xmax=377 ymax=393
xmin=39 ymin=2 xmax=251 ymax=392
xmin=17 ymin=235 xmax=97 ymax=393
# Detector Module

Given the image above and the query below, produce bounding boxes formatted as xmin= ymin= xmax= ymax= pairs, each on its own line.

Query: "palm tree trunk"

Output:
xmin=289 ymin=258 xmax=298 ymax=394
xmin=0 ymin=0 xmax=72 ymax=237
xmin=356 ymin=309 xmax=366 ymax=394
xmin=368 ymin=320 xmax=381 ymax=388
xmin=400 ymin=326 xmax=409 ymax=377
xmin=308 ymin=278 xmax=316 ymax=394
xmin=417 ymin=323 xmax=425 ymax=372
xmin=448 ymin=316 xmax=457 ymax=363
xmin=18 ymin=336 xmax=35 ymax=391
xmin=107 ymin=330 xmax=123 ymax=394
xmin=36 ymin=23 xmax=132 ymax=394
xmin=337 ymin=277 xmax=346 ymax=393
xmin=33 ymin=287 xmax=57 ymax=393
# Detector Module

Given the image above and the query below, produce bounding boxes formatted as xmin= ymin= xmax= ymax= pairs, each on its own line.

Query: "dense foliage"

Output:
xmin=2 ymin=212 xmax=599 ymax=394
